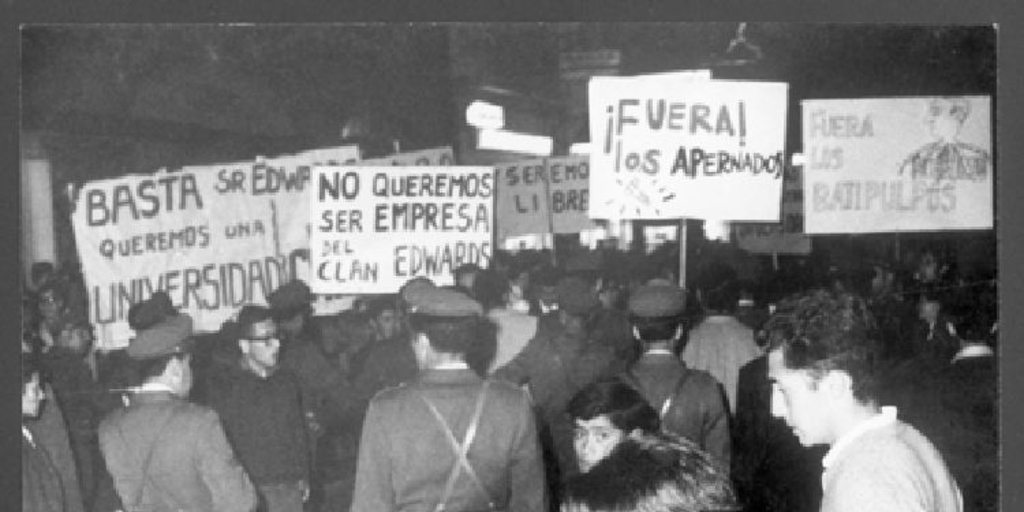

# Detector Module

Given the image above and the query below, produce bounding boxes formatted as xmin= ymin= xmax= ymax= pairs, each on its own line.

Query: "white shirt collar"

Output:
xmin=643 ymin=348 xmax=675 ymax=356
xmin=823 ymin=406 xmax=898 ymax=471
xmin=952 ymin=344 xmax=994 ymax=363
xmin=434 ymin=361 xmax=470 ymax=370
xmin=138 ymin=382 xmax=176 ymax=394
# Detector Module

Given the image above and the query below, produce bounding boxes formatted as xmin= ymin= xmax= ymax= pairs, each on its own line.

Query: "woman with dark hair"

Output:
xmin=567 ymin=379 xmax=660 ymax=473
xmin=23 ymin=355 xmax=67 ymax=512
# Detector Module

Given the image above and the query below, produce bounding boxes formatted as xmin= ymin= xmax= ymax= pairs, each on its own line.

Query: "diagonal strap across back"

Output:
xmin=422 ymin=381 xmax=495 ymax=512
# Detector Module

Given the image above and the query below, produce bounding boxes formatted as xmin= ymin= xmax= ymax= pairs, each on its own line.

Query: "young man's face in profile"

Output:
xmin=767 ymin=349 xmax=834 ymax=446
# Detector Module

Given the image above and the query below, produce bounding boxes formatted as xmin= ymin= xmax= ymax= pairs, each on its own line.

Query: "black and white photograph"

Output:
xmin=17 ymin=22 xmax=1007 ymax=512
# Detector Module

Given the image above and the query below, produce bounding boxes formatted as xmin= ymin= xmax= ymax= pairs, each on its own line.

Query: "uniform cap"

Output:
xmin=629 ymin=285 xmax=687 ymax=317
xmin=400 ymin=277 xmax=436 ymax=305
xmin=408 ymin=288 xmax=483 ymax=317
xmin=556 ymin=277 xmax=599 ymax=316
xmin=127 ymin=313 xmax=194 ymax=360
xmin=267 ymin=280 xmax=312 ymax=313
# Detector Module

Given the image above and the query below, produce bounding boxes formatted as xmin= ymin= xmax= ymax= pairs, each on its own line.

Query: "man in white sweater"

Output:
xmin=765 ymin=289 xmax=962 ymax=512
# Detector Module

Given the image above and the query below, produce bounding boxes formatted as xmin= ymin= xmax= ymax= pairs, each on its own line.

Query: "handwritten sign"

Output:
xmin=310 ymin=166 xmax=494 ymax=294
xmin=802 ymin=96 xmax=993 ymax=234
xmin=495 ymin=156 xmax=597 ymax=240
xmin=588 ymin=76 xmax=788 ymax=220
xmin=361 ymin=146 xmax=456 ymax=167
xmin=734 ymin=166 xmax=812 ymax=254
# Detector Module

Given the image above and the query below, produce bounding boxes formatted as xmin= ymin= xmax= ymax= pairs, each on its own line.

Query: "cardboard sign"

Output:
xmin=495 ymin=156 xmax=597 ymax=240
xmin=588 ymin=76 xmax=788 ymax=221
xmin=310 ymin=166 xmax=494 ymax=294
xmin=802 ymin=96 xmax=993 ymax=234
xmin=361 ymin=146 xmax=456 ymax=166
xmin=734 ymin=166 xmax=812 ymax=254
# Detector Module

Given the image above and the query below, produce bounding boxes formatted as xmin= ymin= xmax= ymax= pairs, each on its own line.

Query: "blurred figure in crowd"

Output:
xmin=99 ymin=306 xmax=256 ymax=512
xmin=590 ymin=275 xmax=638 ymax=364
xmin=495 ymin=277 xmax=625 ymax=496
xmin=684 ymin=267 xmax=762 ymax=415
xmin=624 ymin=283 xmax=731 ymax=471
xmin=351 ymin=287 xmax=547 ymax=512
xmin=205 ymin=305 xmax=309 ymax=512
xmin=566 ymin=379 xmax=660 ymax=473
xmin=909 ymin=288 xmax=960 ymax=364
xmin=562 ymin=434 xmax=739 ymax=512
xmin=24 ymin=355 xmax=71 ymax=512
xmin=766 ymin=289 xmax=962 ymax=512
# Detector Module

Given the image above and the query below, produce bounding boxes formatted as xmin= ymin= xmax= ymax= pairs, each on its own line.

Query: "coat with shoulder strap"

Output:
xmin=98 ymin=391 xmax=257 ymax=512
xmin=624 ymin=352 xmax=731 ymax=471
xmin=351 ymin=369 xmax=547 ymax=512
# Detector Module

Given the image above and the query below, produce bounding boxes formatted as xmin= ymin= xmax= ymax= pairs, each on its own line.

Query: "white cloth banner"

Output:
xmin=71 ymin=145 xmax=359 ymax=349
xmin=802 ymin=96 xmax=993 ymax=234
xmin=495 ymin=156 xmax=597 ymax=240
xmin=310 ymin=166 xmax=494 ymax=294
xmin=588 ymin=76 xmax=788 ymax=220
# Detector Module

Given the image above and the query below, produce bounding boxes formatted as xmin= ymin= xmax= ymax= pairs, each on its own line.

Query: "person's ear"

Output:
xmin=238 ymin=339 xmax=250 ymax=356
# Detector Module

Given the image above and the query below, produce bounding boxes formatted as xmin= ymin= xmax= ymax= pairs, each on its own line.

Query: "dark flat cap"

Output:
xmin=267 ymin=280 xmax=312 ymax=313
xmin=557 ymin=277 xmax=599 ymax=316
xmin=629 ymin=285 xmax=687 ymax=317
xmin=127 ymin=314 xmax=194 ymax=360
xmin=408 ymin=288 xmax=482 ymax=317
xmin=127 ymin=291 xmax=177 ymax=331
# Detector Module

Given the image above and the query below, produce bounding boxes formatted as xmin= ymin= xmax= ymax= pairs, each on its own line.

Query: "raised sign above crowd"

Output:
xmin=587 ymin=74 xmax=788 ymax=221
xmin=495 ymin=155 xmax=598 ymax=241
xmin=310 ymin=166 xmax=495 ymax=294
xmin=801 ymin=96 xmax=993 ymax=234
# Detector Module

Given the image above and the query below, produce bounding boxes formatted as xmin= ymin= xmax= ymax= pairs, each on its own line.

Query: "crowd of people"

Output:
xmin=21 ymin=242 xmax=997 ymax=512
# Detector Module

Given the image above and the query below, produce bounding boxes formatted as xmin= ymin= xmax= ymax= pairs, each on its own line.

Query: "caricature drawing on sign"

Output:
xmin=898 ymin=97 xmax=990 ymax=184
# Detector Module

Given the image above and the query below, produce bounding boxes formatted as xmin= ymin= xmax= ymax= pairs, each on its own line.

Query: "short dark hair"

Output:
xmin=563 ymin=434 xmax=739 ymax=512
xmin=407 ymin=313 xmax=482 ymax=355
xmin=367 ymin=296 xmax=399 ymax=320
xmin=567 ymin=380 xmax=660 ymax=435
xmin=236 ymin=305 xmax=273 ymax=338
xmin=630 ymin=315 xmax=684 ymax=344
xmin=765 ymin=289 xmax=880 ymax=403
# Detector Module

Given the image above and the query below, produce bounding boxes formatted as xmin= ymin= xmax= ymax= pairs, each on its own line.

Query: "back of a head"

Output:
xmin=563 ymin=434 xmax=738 ymax=512
xmin=567 ymin=379 xmax=660 ymax=435
xmin=764 ymin=289 xmax=880 ymax=403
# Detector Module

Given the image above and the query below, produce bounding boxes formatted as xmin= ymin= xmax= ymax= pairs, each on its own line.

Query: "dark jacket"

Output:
xmin=98 ymin=391 xmax=256 ymax=512
xmin=732 ymin=355 xmax=824 ymax=512
xmin=24 ymin=431 xmax=67 ymax=512
xmin=205 ymin=361 xmax=310 ymax=485
xmin=351 ymin=369 xmax=547 ymax=512
xmin=625 ymin=353 xmax=731 ymax=471
xmin=28 ymin=385 xmax=85 ymax=512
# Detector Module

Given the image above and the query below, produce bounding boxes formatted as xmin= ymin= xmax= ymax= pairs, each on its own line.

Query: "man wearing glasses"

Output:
xmin=206 ymin=305 xmax=310 ymax=512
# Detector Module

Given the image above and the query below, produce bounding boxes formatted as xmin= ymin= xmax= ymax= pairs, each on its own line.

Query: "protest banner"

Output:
xmin=734 ymin=165 xmax=812 ymax=255
xmin=495 ymin=155 xmax=598 ymax=240
xmin=588 ymin=76 xmax=788 ymax=221
xmin=361 ymin=146 xmax=456 ymax=166
xmin=310 ymin=166 xmax=495 ymax=294
xmin=71 ymin=145 xmax=359 ymax=349
xmin=802 ymin=96 xmax=993 ymax=234
xmin=72 ymin=166 xmax=283 ymax=348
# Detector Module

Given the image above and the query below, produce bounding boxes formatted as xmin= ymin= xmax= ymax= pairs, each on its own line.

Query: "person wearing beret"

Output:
xmin=98 ymin=309 xmax=257 ymax=512
xmin=493 ymin=277 xmax=624 ymax=497
xmin=351 ymin=288 xmax=547 ymax=512
xmin=622 ymin=284 xmax=732 ymax=473
xmin=204 ymin=305 xmax=310 ymax=512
